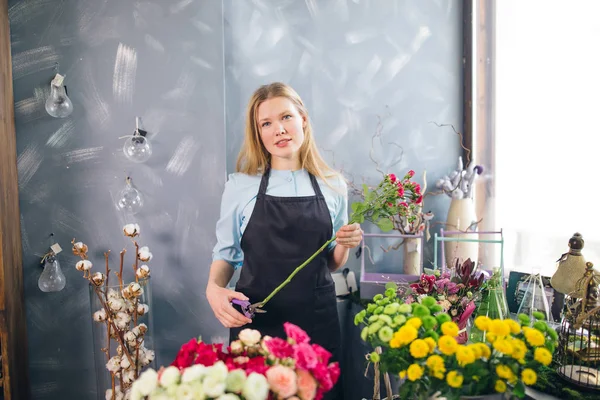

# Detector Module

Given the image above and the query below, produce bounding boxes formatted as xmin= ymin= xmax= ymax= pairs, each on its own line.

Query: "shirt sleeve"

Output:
xmin=328 ymin=174 xmax=349 ymax=252
xmin=212 ymin=174 xmax=244 ymax=270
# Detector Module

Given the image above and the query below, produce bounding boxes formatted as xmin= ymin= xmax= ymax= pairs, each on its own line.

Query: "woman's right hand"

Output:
xmin=206 ymin=283 xmax=253 ymax=328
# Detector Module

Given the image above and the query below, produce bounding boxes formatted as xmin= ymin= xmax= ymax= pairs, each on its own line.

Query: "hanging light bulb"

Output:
xmin=38 ymin=235 xmax=67 ymax=292
xmin=116 ymin=176 xmax=143 ymax=214
xmin=123 ymin=117 xmax=152 ymax=163
xmin=45 ymin=73 xmax=74 ymax=118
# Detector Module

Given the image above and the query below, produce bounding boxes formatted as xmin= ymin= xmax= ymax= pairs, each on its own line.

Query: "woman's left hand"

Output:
xmin=335 ymin=223 xmax=363 ymax=249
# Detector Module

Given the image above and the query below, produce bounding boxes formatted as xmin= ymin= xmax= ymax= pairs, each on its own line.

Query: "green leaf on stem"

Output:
xmin=376 ymin=217 xmax=394 ymax=232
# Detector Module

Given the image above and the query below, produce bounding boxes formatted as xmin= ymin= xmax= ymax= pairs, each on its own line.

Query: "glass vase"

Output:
xmin=89 ymin=277 xmax=156 ymax=400
xmin=469 ymin=286 xmax=509 ymax=343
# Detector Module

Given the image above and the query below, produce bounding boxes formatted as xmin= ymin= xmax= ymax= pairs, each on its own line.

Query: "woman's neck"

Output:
xmin=270 ymin=156 xmax=301 ymax=171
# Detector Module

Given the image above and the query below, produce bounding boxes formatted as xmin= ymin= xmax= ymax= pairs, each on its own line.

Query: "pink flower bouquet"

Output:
xmin=129 ymin=323 xmax=339 ymax=400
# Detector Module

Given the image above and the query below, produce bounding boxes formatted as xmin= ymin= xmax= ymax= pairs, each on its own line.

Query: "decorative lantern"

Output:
xmin=556 ymin=261 xmax=600 ymax=389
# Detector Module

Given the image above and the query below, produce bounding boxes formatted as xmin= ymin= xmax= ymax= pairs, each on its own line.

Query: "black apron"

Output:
xmin=230 ymin=167 xmax=342 ymax=399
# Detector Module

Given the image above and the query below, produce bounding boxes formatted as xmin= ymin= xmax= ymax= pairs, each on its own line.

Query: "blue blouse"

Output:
xmin=212 ymin=168 xmax=349 ymax=270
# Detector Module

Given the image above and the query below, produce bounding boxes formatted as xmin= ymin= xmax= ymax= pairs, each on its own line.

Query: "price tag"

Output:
xmin=50 ymin=243 xmax=63 ymax=254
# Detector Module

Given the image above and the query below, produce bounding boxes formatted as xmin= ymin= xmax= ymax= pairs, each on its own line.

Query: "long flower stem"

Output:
xmin=258 ymin=216 xmax=361 ymax=307
xmin=259 ymin=237 xmax=337 ymax=307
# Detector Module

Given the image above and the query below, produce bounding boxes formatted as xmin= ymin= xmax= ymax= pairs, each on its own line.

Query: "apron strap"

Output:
xmin=258 ymin=165 xmax=271 ymax=196
xmin=309 ymin=173 xmax=325 ymax=197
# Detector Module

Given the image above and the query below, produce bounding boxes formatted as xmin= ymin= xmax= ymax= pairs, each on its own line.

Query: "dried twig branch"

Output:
xmin=429 ymin=121 xmax=471 ymax=165
xmin=118 ymin=250 xmax=125 ymax=290
xmin=429 ymin=217 xmax=483 ymax=233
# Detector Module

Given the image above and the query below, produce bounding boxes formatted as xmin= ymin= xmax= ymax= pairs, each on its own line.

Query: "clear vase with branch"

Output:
xmin=73 ymin=223 xmax=156 ymax=400
xmin=349 ymin=168 xmax=434 ymax=276
xmin=338 ymin=114 xmax=435 ymax=277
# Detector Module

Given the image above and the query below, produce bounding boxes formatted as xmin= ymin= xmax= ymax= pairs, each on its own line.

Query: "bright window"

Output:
xmin=494 ymin=0 xmax=600 ymax=276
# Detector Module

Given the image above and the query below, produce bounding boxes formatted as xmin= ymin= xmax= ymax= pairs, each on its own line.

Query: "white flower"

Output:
xmin=108 ymin=298 xmax=125 ymax=312
xmin=125 ymin=300 xmax=136 ymax=313
xmin=123 ymin=282 xmax=143 ymax=299
xmin=91 ymin=272 xmax=106 ymax=286
xmin=230 ymin=340 xmax=244 ymax=355
xmin=136 ymin=264 xmax=151 ymax=279
xmin=136 ymin=323 xmax=148 ymax=335
xmin=107 ymin=288 xmax=120 ymax=299
xmin=76 ymin=260 xmax=92 ymax=271
xmin=137 ymin=303 xmax=149 ymax=315
xmin=189 ymin=382 xmax=206 ymax=399
xmin=106 ymin=356 xmax=121 ymax=373
xmin=159 ymin=366 xmax=181 ymax=388
xmin=181 ymin=364 xmax=207 ymax=383
xmin=238 ymin=329 xmax=261 ymax=346
xmin=225 ymin=369 xmax=246 ymax=394
xmin=93 ymin=309 xmax=107 ymax=322
xmin=124 ymin=331 xmax=137 ymax=346
xmin=73 ymin=241 xmax=88 ymax=254
xmin=141 ymin=349 xmax=155 ymax=365
xmin=122 ymin=369 xmax=136 ymax=384
xmin=130 ymin=282 xmax=143 ymax=297
xmin=129 ymin=386 xmax=143 ymax=400
xmin=122 ymin=287 xmax=133 ymax=299
xmin=242 ymin=373 xmax=269 ymax=400
xmin=105 ymin=387 xmax=124 ymax=400
xmin=131 ymin=368 xmax=158 ymax=397
xmin=175 ymin=383 xmax=195 ymax=399
xmin=202 ymin=375 xmax=226 ymax=398
xmin=138 ymin=246 xmax=153 ymax=262
xmin=149 ymin=394 xmax=170 ymax=400
xmin=147 ymin=392 xmax=169 ymax=400
xmin=120 ymin=355 xmax=131 ymax=369
xmin=206 ymin=361 xmax=229 ymax=383
xmin=217 ymin=394 xmax=241 ymax=400
xmin=124 ymin=223 xmax=141 ymax=237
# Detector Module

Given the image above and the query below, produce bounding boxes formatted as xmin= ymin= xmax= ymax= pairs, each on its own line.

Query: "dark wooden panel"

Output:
xmin=0 ymin=0 xmax=30 ymax=398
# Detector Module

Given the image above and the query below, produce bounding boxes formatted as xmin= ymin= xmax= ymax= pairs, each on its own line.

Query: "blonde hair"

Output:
xmin=236 ymin=82 xmax=341 ymax=187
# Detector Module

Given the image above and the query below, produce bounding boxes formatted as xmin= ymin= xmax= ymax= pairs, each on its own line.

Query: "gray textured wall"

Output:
xmin=224 ymin=0 xmax=462 ymax=274
xmin=10 ymin=1 xmax=226 ymax=399
xmin=10 ymin=0 xmax=462 ymax=399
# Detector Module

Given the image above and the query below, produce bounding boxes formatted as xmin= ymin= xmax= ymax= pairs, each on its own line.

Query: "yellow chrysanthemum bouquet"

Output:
xmin=355 ymin=283 xmax=559 ymax=400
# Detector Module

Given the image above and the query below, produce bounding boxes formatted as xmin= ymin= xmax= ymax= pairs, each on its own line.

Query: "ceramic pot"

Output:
xmin=444 ymin=198 xmax=479 ymax=268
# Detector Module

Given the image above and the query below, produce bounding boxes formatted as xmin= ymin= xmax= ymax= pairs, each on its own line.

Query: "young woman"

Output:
xmin=206 ymin=82 xmax=362 ymax=398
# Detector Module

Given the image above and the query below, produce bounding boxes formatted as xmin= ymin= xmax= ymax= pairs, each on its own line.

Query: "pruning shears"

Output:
xmin=231 ymin=299 xmax=267 ymax=319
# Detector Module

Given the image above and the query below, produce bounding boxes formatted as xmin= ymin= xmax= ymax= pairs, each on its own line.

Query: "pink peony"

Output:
xmin=266 ymin=365 xmax=298 ymax=398
xmin=296 ymin=368 xmax=318 ymax=400
xmin=284 ymin=322 xmax=310 ymax=344
xmin=171 ymin=338 xmax=199 ymax=369
xmin=312 ymin=363 xmax=333 ymax=391
xmin=294 ymin=343 xmax=318 ymax=370
xmin=264 ymin=337 xmax=294 ymax=359
xmin=388 ymin=173 xmax=397 ymax=182
xmin=311 ymin=344 xmax=331 ymax=365
xmin=328 ymin=362 xmax=341 ymax=386
xmin=244 ymin=356 xmax=269 ymax=375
